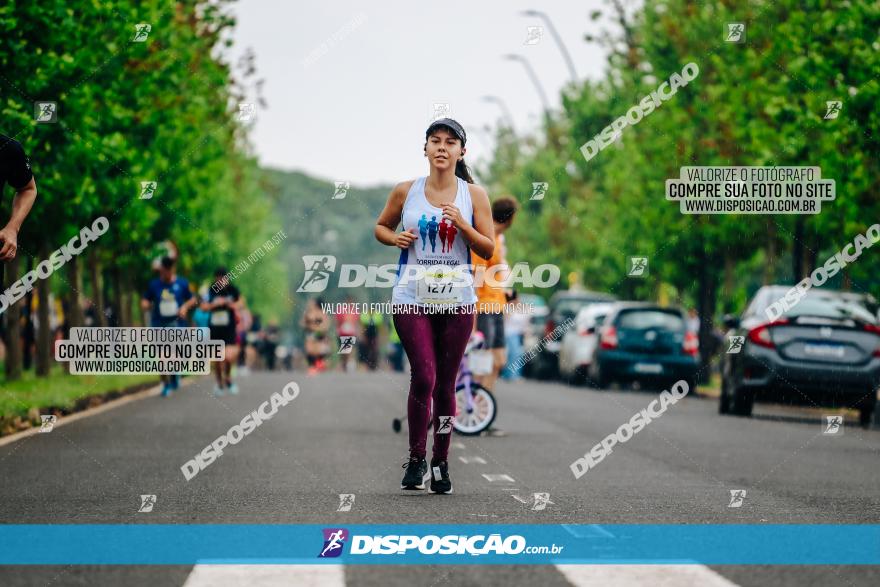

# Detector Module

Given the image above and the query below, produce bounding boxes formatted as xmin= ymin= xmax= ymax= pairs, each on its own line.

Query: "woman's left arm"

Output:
xmin=441 ymin=184 xmax=494 ymax=259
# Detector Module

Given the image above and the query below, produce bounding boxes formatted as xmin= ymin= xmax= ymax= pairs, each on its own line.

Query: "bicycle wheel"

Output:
xmin=453 ymin=382 xmax=497 ymax=436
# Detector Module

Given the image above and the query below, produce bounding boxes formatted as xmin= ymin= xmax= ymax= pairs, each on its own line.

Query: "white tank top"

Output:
xmin=390 ymin=176 xmax=478 ymax=307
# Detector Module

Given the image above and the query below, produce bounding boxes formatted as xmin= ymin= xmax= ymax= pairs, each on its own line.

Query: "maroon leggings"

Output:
xmin=393 ymin=305 xmax=475 ymax=462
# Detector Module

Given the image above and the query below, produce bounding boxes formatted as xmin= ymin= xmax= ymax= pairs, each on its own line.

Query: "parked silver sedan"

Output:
xmin=559 ymin=303 xmax=615 ymax=385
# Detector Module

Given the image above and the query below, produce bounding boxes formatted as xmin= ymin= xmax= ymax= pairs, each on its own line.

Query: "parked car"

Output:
xmin=589 ymin=303 xmax=699 ymax=390
xmin=519 ymin=296 xmax=549 ymax=379
xmin=559 ymin=303 xmax=615 ymax=385
xmin=720 ymin=286 xmax=880 ymax=425
xmin=532 ymin=290 xmax=617 ymax=380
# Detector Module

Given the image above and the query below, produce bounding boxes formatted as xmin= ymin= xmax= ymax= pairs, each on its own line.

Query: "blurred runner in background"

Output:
xmin=140 ymin=256 xmax=197 ymax=397
xmin=471 ymin=196 xmax=518 ymax=435
xmin=387 ymin=318 xmax=405 ymax=372
xmin=236 ymin=295 xmax=253 ymax=374
xmin=301 ymin=297 xmax=330 ymax=375
xmin=359 ymin=308 xmax=383 ymax=371
xmin=261 ymin=320 xmax=281 ymax=370
xmin=335 ymin=295 xmax=359 ymax=372
xmin=502 ymin=289 xmax=527 ymax=381
xmin=202 ymin=268 xmax=241 ymax=395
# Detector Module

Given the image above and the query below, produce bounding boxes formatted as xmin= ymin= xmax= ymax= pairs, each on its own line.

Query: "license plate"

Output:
xmin=633 ymin=362 xmax=663 ymax=374
xmin=804 ymin=343 xmax=845 ymax=358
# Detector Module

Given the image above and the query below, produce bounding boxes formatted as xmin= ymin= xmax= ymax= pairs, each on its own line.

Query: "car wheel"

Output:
xmin=570 ymin=366 xmax=588 ymax=386
xmin=591 ymin=363 xmax=610 ymax=390
xmin=719 ymin=377 xmax=730 ymax=414
xmin=729 ymin=382 xmax=754 ymax=417
xmin=858 ymin=398 xmax=875 ymax=428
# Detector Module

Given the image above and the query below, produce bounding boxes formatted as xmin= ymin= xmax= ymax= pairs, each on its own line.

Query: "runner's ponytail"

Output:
xmin=455 ymin=158 xmax=474 ymax=184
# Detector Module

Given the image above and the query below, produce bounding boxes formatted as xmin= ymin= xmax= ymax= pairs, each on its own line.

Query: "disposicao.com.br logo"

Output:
xmin=297 ymin=255 xmax=560 ymax=293
xmin=318 ymin=528 xmax=563 ymax=557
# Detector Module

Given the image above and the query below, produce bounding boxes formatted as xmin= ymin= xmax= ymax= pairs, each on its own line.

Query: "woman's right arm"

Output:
xmin=375 ymin=181 xmax=417 ymax=249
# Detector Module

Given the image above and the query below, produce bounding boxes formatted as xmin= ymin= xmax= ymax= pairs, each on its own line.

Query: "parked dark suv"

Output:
xmin=720 ymin=286 xmax=880 ymax=425
xmin=589 ymin=303 xmax=699 ymax=390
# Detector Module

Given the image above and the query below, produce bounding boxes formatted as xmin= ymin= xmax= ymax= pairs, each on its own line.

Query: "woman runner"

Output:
xmin=374 ymin=118 xmax=495 ymax=494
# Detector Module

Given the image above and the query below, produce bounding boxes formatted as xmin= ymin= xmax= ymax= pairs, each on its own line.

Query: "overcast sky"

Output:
xmin=230 ymin=0 xmax=615 ymax=186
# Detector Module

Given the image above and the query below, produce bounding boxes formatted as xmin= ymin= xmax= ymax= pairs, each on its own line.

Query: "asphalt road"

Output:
xmin=0 ymin=369 xmax=878 ymax=586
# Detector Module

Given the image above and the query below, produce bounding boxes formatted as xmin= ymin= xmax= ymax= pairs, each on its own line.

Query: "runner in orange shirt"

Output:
xmin=471 ymin=196 xmax=518 ymax=436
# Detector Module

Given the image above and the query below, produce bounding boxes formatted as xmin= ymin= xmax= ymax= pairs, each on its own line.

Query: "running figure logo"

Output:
xmin=34 ymin=102 xmax=57 ymax=123
xmin=824 ymin=101 xmax=842 ymax=120
xmin=823 ymin=415 xmax=843 ymax=435
xmin=728 ymin=489 xmax=746 ymax=508
xmin=531 ymin=492 xmax=554 ymax=511
xmin=138 ymin=495 xmax=157 ymax=513
xmin=725 ymin=23 xmax=745 ymax=42
xmin=524 ymin=26 xmax=543 ymax=45
xmin=529 ymin=182 xmax=548 ymax=201
xmin=726 ymin=336 xmax=745 ymax=354
xmin=318 ymin=528 xmax=349 ymax=558
xmin=139 ymin=181 xmax=157 ymax=200
xmin=238 ymin=103 xmax=256 ymax=122
xmin=337 ymin=494 xmax=355 ymax=512
xmin=436 ymin=416 xmax=454 ymax=434
xmin=332 ymin=181 xmax=349 ymax=200
xmin=430 ymin=102 xmax=451 ymax=122
xmin=297 ymin=255 xmax=337 ymax=292
xmin=628 ymin=257 xmax=648 ymax=277
xmin=337 ymin=336 xmax=356 ymax=354
xmin=132 ymin=23 xmax=152 ymax=42
xmin=39 ymin=414 xmax=57 ymax=433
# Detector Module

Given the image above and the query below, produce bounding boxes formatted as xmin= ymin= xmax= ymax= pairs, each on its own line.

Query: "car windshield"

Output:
xmin=785 ymin=295 xmax=877 ymax=323
xmin=617 ymin=310 xmax=684 ymax=330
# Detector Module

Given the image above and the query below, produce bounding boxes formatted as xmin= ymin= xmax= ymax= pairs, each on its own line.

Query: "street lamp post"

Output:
xmin=521 ymin=9 xmax=578 ymax=83
xmin=481 ymin=95 xmax=516 ymax=134
xmin=503 ymin=54 xmax=550 ymax=124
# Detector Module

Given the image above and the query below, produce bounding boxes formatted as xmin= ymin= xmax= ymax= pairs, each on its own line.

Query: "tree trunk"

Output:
xmin=793 ymin=217 xmax=805 ymax=281
xmin=87 ymin=247 xmax=107 ymax=326
xmin=35 ymin=243 xmax=52 ymax=377
xmin=3 ymin=255 xmax=23 ymax=381
xmin=695 ymin=238 xmax=719 ymax=385
xmin=111 ymin=265 xmax=123 ymax=327
xmin=763 ymin=220 xmax=776 ymax=284
xmin=722 ymin=255 xmax=735 ymax=315
xmin=66 ymin=255 xmax=85 ymax=329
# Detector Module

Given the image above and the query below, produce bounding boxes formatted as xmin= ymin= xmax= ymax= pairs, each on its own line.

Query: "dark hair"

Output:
xmin=455 ymin=159 xmax=475 ymax=184
xmin=214 ymin=267 xmax=228 ymax=278
xmin=491 ymin=196 xmax=518 ymax=224
xmin=160 ymin=256 xmax=175 ymax=270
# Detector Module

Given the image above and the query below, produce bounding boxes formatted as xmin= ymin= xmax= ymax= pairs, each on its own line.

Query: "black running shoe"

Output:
xmin=429 ymin=459 xmax=453 ymax=494
xmin=401 ymin=457 xmax=428 ymax=490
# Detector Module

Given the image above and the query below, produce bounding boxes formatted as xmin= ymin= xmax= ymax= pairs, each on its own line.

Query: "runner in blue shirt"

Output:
xmin=140 ymin=256 xmax=197 ymax=396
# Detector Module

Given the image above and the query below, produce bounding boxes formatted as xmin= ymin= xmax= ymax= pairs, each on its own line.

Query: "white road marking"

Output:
xmin=451 ymin=441 xmax=466 ymax=449
xmin=555 ymin=564 xmax=740 ymax=587
xmin=482 ymin=473 xmax=515 ymax=482
xmin=182 ymin=564 xmax=345 ymax=587
xmin=458 ymin=456 xmax=487 ymax=464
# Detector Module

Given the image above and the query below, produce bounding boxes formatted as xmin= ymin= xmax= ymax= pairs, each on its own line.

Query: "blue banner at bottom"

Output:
xmin=0 ymin=524 xmax=877 ymax=565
